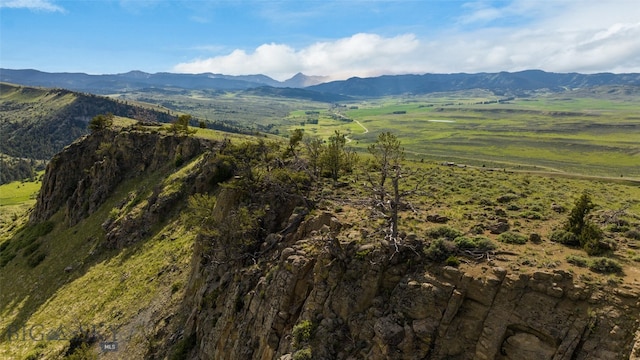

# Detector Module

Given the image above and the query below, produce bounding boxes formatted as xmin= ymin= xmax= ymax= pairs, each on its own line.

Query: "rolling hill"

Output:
xmin=0 ymin=83 xmax=177 ymax=183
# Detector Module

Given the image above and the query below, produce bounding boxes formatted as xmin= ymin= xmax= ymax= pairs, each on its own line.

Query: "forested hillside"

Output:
xmin=0 ymin=83 xmax=176 ymax=183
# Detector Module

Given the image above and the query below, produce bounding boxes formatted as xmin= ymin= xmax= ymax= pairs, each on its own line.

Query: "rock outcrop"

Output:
xmin=179 ymin=210 xmax=640 ymax=360
xmin=31 ymin=128 xmax=207 ymax=225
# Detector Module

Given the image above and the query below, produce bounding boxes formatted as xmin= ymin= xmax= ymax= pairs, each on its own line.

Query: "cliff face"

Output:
xmin=181 ymin=209 xmax=640 ymax=360
xmin=26 ymin=129 xmax=640 ymax=360
xmin=31 ymin=128 xmax=206 ymax=226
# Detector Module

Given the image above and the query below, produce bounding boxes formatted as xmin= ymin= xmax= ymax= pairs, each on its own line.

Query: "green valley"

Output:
xmin=1 ymin=79 xmax=640 ymax=359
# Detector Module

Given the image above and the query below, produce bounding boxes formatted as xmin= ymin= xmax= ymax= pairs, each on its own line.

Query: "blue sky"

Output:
xmin=1 ymin=0 xmax=639 ymax=80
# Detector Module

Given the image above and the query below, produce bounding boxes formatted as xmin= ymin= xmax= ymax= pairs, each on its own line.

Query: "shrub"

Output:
xmin=566 ymin=193 xmax=594 ymax=232
xmin=292 ymin=320 xmax=315 ymax=348
xmin=88 ymin=113 xmax=114 ymax=133
xmin=64 ymin=331 xmax=98 ymax=359
xmin=453 ymin=236 xmax=476 ymax=250
xmin=624 ymin=229 xmax=640 ymax=240
xmin=0 ymin=251 xmax=16 ymax=268
xmin=529 ymin=204 xmax=544 ymax=212
xmin=581 ymin=223 xmax=607 ymax=256
xmin=519 ymin=211 xmax=542 ymax=220
xmin=608 ymin=224 xmax=629 ymax=233
xmin=498 ymin=232 xmax=527 ymax=245
xmin=446 ymin=255 xmax=460 ymax=267
xmin=293 ymin=348 xmax=313 ymax=360
xmin=561 ymin=192 xmax=605 ymax=254
xmin=469 ymin=224 xmax=484 ymax=234
xmin=550 ymin=229 xmax=579 ymax=246
xmin=566 ymin=254 xmax=589 ymax=267
xmin=22 ymin=240 xmax=42 ymax=256
xmin=424 ymin=238 xmax=456 ymax=262
xmin=64 ymin=343 xmax=97 ymax=360
xmin=588 ymin=257 xmax=622 ymax=274
xmin=15 ymin=221 xmax=55 ymax=248
xmin=529 ymin=233 xmax=542 ymax=244
xmin=427 ymin=226 xmax=463 ymax=241
xmin=210 ymin=154 xmax=236 ymax=185
xmin=506 ymin=204 xmax=521 ymax=211
xmin=454 ymin=236 xmax=496 ymax=251
xmin=497 ymin=193 xmax=519 ymax=203
xmin=171 ymin=114 xmax=196 ymax=135
xmin=473 ymin=236 xmax=497 ymax=251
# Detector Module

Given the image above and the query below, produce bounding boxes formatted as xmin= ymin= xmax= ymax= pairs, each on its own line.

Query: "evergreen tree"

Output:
xmin=323 ymin=130 xmax=346 ymax=181
xmin=88 ymin=113 xmax=114 ymax=133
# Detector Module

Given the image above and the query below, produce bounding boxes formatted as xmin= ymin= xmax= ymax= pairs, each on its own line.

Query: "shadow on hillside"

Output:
xmin=0 ymin=210 xmax=177 ymax=347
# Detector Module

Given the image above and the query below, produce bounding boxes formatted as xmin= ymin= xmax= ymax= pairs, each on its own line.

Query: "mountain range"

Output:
xmin=2 ymin=68 xmax=639 ymax=97
xmin=0 ymin=69 xmax=330 ymax=94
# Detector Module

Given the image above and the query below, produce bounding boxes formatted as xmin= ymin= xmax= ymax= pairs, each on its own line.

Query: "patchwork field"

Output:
xmin=287 ymin=87 xmax=640 ymax=178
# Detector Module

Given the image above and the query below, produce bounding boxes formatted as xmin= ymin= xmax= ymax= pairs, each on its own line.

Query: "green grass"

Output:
xmin=328 ymin=91 xmax=640 ymax=178
xmin=0 ymin=161 xmax=197 ymax=359
xmin=2 ymin=85 xmax=639 ymax=356
xmin=0 ymin=174 xmax=44 ymax=231
xmin=0 ymin=83 xmax=76 ymax=111
xmin=0 ymin=181 xmax=41 ymax=206
xmin=108 ymin=85 xmax=640 ymax=178
xmin=0 ymin=178 xmax=42 ymax=206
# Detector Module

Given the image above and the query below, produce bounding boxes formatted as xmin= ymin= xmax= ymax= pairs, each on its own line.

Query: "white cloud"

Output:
xmin=173 ymin=0 xmax=640 ymax=79
xmin=174 ymin=33 xmax=420 ymax=80
xmin=0 ymin=0 xmax=64 ymax=12
xmin=174 ymin=43 xmax=298 ymax=80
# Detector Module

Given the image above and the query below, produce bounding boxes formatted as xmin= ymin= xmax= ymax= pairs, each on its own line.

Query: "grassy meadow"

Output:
xmin=0 ymin=178 xmax=42 ymax=207
xmin=285 ymin=88 xmax=640 ymax=178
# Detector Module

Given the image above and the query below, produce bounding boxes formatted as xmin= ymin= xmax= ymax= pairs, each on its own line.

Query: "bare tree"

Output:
xmin=367 ymin=131 xmax=404 ymax=203
xmin=365 ymin=132 xmax=424 ymax=248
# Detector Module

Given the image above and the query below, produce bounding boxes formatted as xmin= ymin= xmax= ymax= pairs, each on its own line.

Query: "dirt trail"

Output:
xmin=345 ymin=119 xmax=369 ymax=143
xmin=353 ymin=119 xmax=369 ymax=134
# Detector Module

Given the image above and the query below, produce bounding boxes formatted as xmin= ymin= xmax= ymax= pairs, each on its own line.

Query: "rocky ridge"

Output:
xmin=180 ymin=209 xmax=640 ymax=359
xmin=25 ymin=128 xmax=640 ymax=359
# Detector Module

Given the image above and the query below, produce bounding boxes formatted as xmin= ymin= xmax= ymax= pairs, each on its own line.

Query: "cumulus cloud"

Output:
xmin=0 ymin=0 xmax=64 ymax=12
xmin=174 ymin=33 xmax=420 ymax=80
xmin=173 ymin=0 xmax=640 ymax=79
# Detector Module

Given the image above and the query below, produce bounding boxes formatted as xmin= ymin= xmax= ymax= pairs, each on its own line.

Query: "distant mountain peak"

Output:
xmin=283 ymin=73 xmax=331 ymax=87
xmin=119 ymin=70 xmax=150 ymax=78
